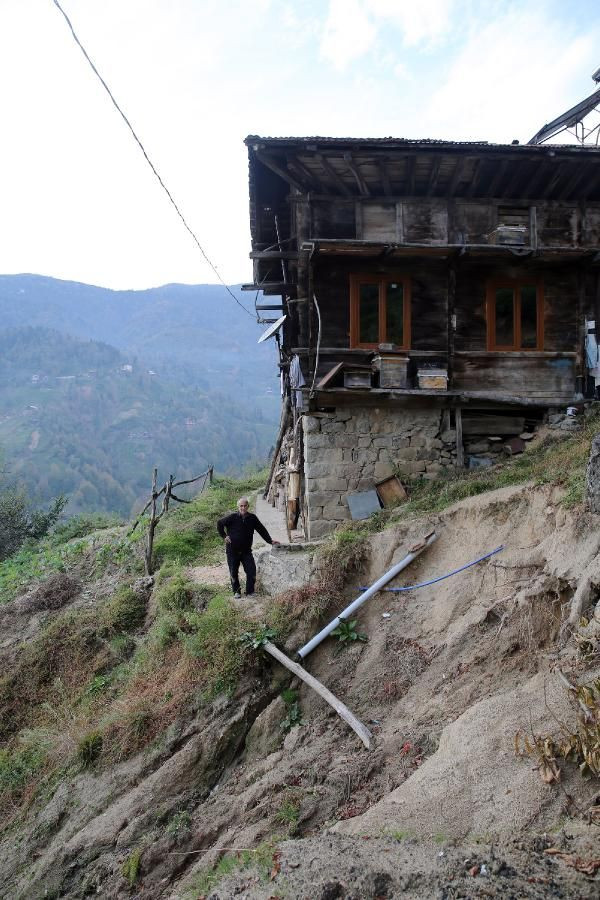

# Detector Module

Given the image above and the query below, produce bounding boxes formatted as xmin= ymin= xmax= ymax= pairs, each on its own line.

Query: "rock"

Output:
xmin=519 ymin=432 xmax=534 ymax=441
xmin=374 ymin=460 xmax=395 ymax=481
xmin=504 ymin=437 xmax=526 ymax=455
xmin=586 ymin=433 xmax=600 ymax=514
xmin=441 ymin=429 xmax=456 ymax=444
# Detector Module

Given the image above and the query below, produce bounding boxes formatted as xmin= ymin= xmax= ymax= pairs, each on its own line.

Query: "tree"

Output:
xmin=0 ymin=484 xmax=67 ymax=562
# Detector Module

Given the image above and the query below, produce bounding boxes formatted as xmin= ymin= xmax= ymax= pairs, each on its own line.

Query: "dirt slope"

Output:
xmin=1 ymin=481 xmax=599 ymax=898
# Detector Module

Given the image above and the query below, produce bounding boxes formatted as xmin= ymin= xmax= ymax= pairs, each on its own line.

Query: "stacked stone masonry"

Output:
xmin=303 ymin=406 xmax=455 ymax=539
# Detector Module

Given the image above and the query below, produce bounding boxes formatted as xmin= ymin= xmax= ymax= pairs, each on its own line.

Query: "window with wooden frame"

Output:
xmin=486 ymin=280 xmax=544 ymax=351
xmin=349 ymin=274 xmax=411 ymax=349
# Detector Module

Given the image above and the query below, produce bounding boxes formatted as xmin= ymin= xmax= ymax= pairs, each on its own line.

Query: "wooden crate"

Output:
xmin=344 ymin=366 xmax=372 ymax=389
xmin=375 ymin=475 xmax=408 ymax=507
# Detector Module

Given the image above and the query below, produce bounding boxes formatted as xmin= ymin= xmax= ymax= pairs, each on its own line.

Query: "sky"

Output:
xmin=0 ymin=0 xmax=599 ymax=293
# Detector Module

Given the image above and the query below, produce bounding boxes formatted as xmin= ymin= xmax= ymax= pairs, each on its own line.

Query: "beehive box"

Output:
xmin=373 ymin=354 xmax=410 ymax=389
xmin=417 ymin=368 xmax=448 ymax=391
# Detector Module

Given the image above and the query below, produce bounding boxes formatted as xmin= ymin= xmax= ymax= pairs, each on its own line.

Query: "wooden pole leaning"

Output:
xmin=262 ymin=641 xmax=372 ymax=749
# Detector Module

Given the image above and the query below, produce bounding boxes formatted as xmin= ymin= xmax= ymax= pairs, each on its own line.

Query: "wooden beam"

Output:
xmin=287 ymin=156 xmax=323 ymax=192
xmin=378 ymin=158 xmax=392 ymax=196
xmin=250 ymin=250 xmax=299 ymax=260
xmin=466 ymin=158 xmax=482 ymax=198
xmin=488 ymin=158 xmax=509 ymax=197
xmin=344 ymin=152 xmax=370 ymax=196
xmin=447 ymin=156 xmax=465 ymax=197
xmin=255 ymin=151 xmax=306 ymax=193
xmin=316 ymin=153 xmax=353 ymax=196
xmin=263 ymin=641 xmax=372 ymax=749
xmin=426 ymin=156 xmax=442 ymax=196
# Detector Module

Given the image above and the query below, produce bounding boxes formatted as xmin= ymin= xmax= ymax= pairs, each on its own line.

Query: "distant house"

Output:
xmin=121 ymin=364 xmax=133 ymax=373
xmin=245 ymin=135 xmax=600 ymax=538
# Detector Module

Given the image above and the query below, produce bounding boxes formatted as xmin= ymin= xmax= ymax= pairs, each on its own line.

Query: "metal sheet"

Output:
xmin=347 ymin=490 xmax=382 ymax=520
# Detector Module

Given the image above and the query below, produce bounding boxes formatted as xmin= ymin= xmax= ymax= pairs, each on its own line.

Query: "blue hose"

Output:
xmin=358 ymin=545 xmax=504 ymax=593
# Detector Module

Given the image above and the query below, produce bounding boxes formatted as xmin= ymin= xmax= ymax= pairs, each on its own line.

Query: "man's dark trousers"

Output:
xmin=226 ymin=544 xmax=256 ymax=594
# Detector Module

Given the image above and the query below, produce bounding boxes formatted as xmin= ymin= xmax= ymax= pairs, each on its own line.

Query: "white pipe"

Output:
xmin=297 ymin=531 xmax=438 ymax=659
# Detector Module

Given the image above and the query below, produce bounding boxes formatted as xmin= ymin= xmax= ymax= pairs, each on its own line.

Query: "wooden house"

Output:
xmin=244 ymin=136 xmax=600 ymax=538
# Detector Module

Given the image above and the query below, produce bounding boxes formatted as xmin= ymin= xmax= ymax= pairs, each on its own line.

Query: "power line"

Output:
xmin=51 ymin=0 xmax=254 ymax=318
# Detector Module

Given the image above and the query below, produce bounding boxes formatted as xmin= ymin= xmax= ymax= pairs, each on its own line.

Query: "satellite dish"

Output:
xmin=257 ymin=314 xmax=286 ymax=344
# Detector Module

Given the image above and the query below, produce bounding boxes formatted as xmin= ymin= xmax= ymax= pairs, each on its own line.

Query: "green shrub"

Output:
xmin=121 ymin=847 xmax=142 ymax=887
xmin=104 ymin=586 xmax=147 ymax=633
xmin=155 ymin=573 xmax=195 ymax=612
xmin=77 ymin=730 xmax=103 ymax=768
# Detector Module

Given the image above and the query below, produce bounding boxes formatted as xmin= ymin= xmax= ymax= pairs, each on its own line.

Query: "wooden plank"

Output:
xmin=405 ymin=155 xmax=416 ymax=195
xmin=455 ymin=407 xmax=464 ymax=468
xmin=344 ymin=152 xmax=370 ymax=196
xmin=378 ymin=158 xmax=392 ymax=196
xmin=466 ymin=158 xmax=482 ymax=198
xmin=263 ymin=641 xmax=372 ymax=749
xmin=250 ymin=250 xmax=299 ymax=260
xmin=426 ymin=156 xmax=442 ymax=196
xmin=462 ymin=415 xmax=526 ymax=435
xmin=316 ymin=361 xmax=344 ymax=389
xmin=447 ymin=157 xmax=465 ymax=197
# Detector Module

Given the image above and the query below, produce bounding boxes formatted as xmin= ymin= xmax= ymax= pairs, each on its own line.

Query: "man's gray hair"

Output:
xmin=237 ymin=497 xmax=249 ymax=506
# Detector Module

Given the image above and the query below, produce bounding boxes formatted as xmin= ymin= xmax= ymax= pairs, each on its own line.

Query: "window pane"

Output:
xmin=386 ymin=282 xmax=404 ymax=346
xmin=520 ymin=285 xmax=538 ymax=348
xmin=359 ymin=283 xmax=379 ymax=344
xmin=495 ymin=287 xmax=514 ymax=347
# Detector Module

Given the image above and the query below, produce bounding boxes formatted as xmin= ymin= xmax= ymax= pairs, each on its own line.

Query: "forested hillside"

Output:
xmin=0 ymin=274 xmax=275 ymax=396
xmin=0 ymin=324 xmax=279 ymax=517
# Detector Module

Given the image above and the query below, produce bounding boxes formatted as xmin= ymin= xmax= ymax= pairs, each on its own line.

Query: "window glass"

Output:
xmin=359 ymin=283 xmax=379 ymax=344
xmin=520 ymin=285 xmax=538 ymax=348
xmin=386 ymin=282 xmax=404 ymax=345
xmin=495 ymin=287 xmax=514 ymax=347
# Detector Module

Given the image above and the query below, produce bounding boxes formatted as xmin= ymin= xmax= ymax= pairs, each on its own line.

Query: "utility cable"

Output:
xmin=51 ymin=0 xmax=254 ymax=318
xmin=358 ymin=545 xmax=504 ymax=592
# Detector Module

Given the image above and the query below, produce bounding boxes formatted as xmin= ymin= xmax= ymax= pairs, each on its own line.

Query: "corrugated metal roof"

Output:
xmin=245 ymin=135 xmax=600 ymax=153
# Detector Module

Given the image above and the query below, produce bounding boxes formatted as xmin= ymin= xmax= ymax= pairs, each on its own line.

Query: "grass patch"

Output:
xmin=121 ymin=847 xmax=142 ymax=887
xmin=151 ymin=473 xmax=267 ymax=567
xmin=103 ymin=584 xmax=147 ymax=633
xmin=186 ymin=839 xmax=279 ymax=897
xmin=155 ymin=571 xmax=195 ymax=612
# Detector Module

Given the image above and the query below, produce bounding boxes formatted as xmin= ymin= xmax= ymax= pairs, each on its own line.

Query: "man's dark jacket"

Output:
xmin=217 ymin=512 xmax=273 ymax=553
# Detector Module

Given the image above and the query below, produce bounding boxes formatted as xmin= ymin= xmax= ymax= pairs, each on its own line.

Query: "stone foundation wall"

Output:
xmin=303 ymin=406 xmax=454 ymax=539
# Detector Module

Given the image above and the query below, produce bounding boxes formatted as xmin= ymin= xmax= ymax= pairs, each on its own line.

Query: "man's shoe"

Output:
xmin=245 ymin=590 xmax=254 ymax=596
xmin=233 ymin=592 xmax=241 ymax=599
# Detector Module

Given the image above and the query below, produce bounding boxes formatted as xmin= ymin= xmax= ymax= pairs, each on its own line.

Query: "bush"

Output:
xmin=51 ymin=513 xmax=121 ymax=543
xmin=155 ymin=573 xmax=195 ymax=612
xmin=104 ymin=586 xmax=147 ymax=633
xmin=77 ymin=730 xmax=103 ymax=768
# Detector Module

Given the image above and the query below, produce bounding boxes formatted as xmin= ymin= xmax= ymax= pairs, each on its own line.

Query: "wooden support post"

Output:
xmin=455 ymin=407 xmax=464 ymax=469
xmin=145 ymin=466 xmax=158 ymax=575
xmin=263 ymin=641 xmax=372 ymax=749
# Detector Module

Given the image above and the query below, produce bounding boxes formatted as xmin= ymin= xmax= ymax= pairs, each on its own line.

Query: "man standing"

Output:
xmin=217 ymin=497 xmax=280 ymax=598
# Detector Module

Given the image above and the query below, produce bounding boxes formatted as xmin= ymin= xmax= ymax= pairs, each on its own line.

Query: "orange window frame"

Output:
xmin=486 ymin=280 xmax=544 ymax=351
xmin=349 ymin=274 xmax=411 ymax=349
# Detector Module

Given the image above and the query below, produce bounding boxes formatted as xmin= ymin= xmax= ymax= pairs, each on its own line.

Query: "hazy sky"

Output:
xmin=0 ymin=0 xmax=599 ymax=292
